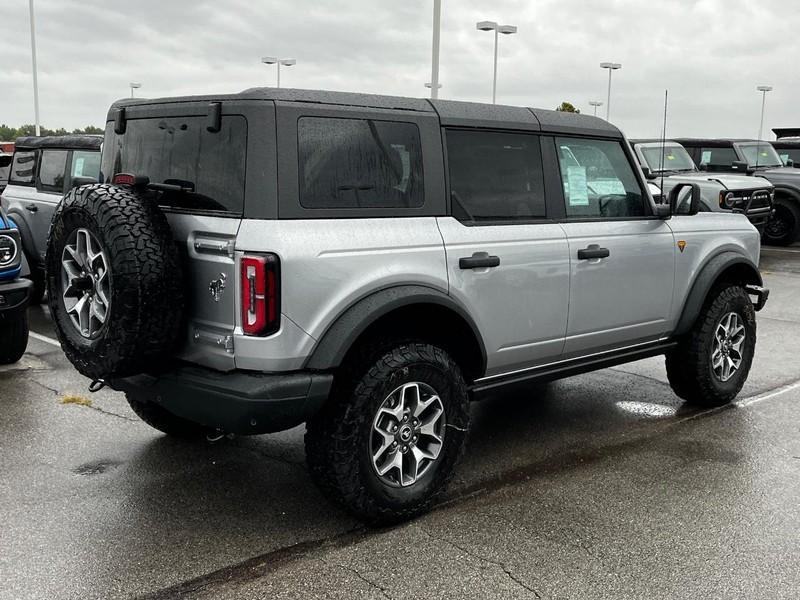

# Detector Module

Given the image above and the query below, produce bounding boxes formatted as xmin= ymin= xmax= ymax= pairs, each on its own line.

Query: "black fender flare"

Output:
xmin=674 ymin=251 xmax=762 ymax=336
xmin=304 ymin=284 xmax=487 ymax=375
xmin=5 ymin=208 xmax=39 ymax=267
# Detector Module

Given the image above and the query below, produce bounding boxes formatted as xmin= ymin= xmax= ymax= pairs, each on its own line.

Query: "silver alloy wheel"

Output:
xmin=60 ymin=228 xmax=111 ymax=339
xmin=370 ymin=382 xmax=445 ymax=487
xmin=711 ymin=311 xmax=746 ymax=382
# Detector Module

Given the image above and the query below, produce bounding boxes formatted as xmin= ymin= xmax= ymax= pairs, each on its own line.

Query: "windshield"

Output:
xmin=736 ymin=142 xmax=783 ymax=168
xmin=639 ymin=144 xmax=696 ymax=172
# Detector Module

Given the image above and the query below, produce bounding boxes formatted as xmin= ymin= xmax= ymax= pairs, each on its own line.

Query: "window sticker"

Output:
xmin=73 ymin=157 xmax=85 ymax=176
xmin=589 ymin=179 xmax=625 ymax=196
xmin=701 ymin=150 xmax=712 ymax=164
xmin=566 ymin=166 xmax=589 ymax=206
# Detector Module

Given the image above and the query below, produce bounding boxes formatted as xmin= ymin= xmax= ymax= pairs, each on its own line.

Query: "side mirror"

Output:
xmin=653 ymin=203 xmax=671 ymax=219
xmin=71 ymin=176 xmax=97 ymax=188
xmin=668 ymin=182 xmax=701 ymax=216
xmin=731 ymin=160 xmax=753 ymax=174
xmin=641 ymin=166 xmax=658 ymax=180
xmin=787 ymin=159 xmax=795 ymax=167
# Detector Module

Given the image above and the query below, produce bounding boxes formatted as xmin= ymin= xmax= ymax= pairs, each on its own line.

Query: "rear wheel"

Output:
xmin=305 ymin=341 xmax=470 ymax=524
xmin=763 ymin=198 xmax=800 ymax=246
xmin=0 ymin=313 xmax=29 ymax=364
xmin=666 ymin=285 xmax=756 ymax=406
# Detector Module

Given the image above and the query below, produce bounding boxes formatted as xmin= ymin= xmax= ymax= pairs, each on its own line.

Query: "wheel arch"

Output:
xmin=304 ymin=285 xmax=487 ymax=382
xmin=674 ymin=251 xmax=762 ymax=336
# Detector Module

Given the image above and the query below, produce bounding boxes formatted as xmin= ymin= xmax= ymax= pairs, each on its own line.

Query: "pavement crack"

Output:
xmin=320 ymin=557 xmax=394 ymax=599
xmin=420 ymin=527 xmax=542 ymax=598
xmin=65 ymin=401 xmax=139 ymax=423
xmin=31 ymin=378 xmax=59 ymax=395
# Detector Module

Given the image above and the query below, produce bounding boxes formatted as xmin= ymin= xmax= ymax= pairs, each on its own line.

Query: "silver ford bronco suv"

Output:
xmin=45 ymin=89 xmax=769 ymax=523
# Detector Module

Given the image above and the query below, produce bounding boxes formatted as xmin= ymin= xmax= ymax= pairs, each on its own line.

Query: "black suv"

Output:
xmin=675 ymin=138 xmax=800 ymax=245
xmin=771 ymin=128 xmax=800 ymax=169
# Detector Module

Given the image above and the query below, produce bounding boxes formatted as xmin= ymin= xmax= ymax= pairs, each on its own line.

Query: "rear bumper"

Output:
xmin=0 ymin=277 xmax=32 ymax=318
xmin=109 ymin=365 xmax=333 ymax=435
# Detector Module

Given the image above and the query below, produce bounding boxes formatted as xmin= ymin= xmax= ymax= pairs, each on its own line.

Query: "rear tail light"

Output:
xmin=241 ymin=254 xmax=280 ymax=336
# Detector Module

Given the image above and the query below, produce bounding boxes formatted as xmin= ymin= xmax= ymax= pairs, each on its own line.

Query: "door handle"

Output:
xmin=577 ymin=246 xmax=610 ymax=260
xmin=459 ymin=252 xmax=500 ymax=270
xmin=26 ymin=204 xmax=38 ymax=213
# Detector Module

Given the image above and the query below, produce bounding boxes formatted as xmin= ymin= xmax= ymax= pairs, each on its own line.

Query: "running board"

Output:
xmin=470 ymin=340 xmax=678 ymax=397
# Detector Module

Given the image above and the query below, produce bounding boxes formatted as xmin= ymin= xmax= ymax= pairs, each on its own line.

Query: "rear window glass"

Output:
xmin=9 ymin=150 xmax=37 ymax=185
xmin=71 ymin=150 xmax=101 ymax=180
xmin=298 ymin=117 xmax=424 ymax=209
xmin=102 ymin=116 xmax=247 ymax=214
xmin=38 ymin=150 xmax=68 ymax=191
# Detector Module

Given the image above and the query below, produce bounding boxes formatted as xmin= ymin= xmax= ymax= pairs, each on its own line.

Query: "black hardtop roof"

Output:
xmin=107 ymin=87 xmax=623 ymax=139
xmin=672 ymin=138 xmax=763 ymax=147
xmin=15 ymin=135 xmax=102 ymax=150
xmin=771 ymin=139 xmax=800 ymax=147
xmin=773 ymin=127 xmax=800 ymax=139
xmin=629 ymin=138 xmax=688 ymax=145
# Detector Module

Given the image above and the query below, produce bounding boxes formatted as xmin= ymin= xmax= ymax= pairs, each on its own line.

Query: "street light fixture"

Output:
xmin=588 ymin=100 xmax=604 ymax=117
xmin=600 ymin=62 xmax=622 ymax=121
xmin=756 ymin=85 xmax=773 ymax=141
xmin=28 ymin=0 xmax=40 ymax=136
xmin=476 ymin=20 xmax=517 ymax=104
xmin=261 ymin=57 xmax=296 ymax=89
xmin=129 ymin=82 xmax=141 ymax=98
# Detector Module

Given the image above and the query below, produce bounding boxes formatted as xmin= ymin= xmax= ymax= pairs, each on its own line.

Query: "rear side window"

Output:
xmin=446 ymin=129 xmax=546 ymax=222
xmin=699 ymin=146 xmax=737 ymax=167
xmin=102 ymin=116 xmax=247 ymax=215
xmin=556 ymin=137 xmax=645 ymax=218
xmin=298 ymin=117 xmax=423 ymax=209
xmin=9 ymin=150 xmax=37 ymax=185
xmin=71 ymin=150 xmax=101 ymax=180
xmin=38 ymin=150 xmax=68 ymax=192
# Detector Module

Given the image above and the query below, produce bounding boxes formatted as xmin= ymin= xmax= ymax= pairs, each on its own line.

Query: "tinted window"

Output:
xmin=102 ymin=116 xmax=247 ymax=214
xmin=38 ymin=150 xmax=68 ymax=191
xmin=699 ymin=147 xmax=737 ymax=167
xmin=777 ymin=148 xmax=800 ymax=165
xmin=557 ymin=138 xmax=645 ymax=218
xmin=71 ymin=150 xmax=101 ymax=180
xmin=446 ymin=129 xmax=545 ymax=222
xmin=9 ymin=150 xmax=37 ymax=185
xmin=298 ymin=117 xmax=423 ymax=209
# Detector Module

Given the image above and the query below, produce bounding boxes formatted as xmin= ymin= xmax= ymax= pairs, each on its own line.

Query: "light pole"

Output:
xmin=600 ymin=62 xmax=622 ymax=120
xmin=429 ymin=0 xmax=441 ymax=99
xmin=476 ymin=21 xmax=517 ymax=104
xmin=588 ymin=100 xmax=604 ymax=117
xmin=28 ymin=0 xmax=40 ymax=136
xmin=261 ymin=57 xmax=296 ymax=89
xmin=756 ymin=85 xmax=773 ymax=141
xmin=129 ymin=82 xmax=141 ymax=98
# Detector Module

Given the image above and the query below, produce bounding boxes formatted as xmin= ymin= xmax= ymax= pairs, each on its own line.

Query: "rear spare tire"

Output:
xmin=45 ymin=183 xmax=183 ymax=380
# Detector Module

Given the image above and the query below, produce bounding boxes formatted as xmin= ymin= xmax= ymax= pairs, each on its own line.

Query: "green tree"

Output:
xmin=0 ymin=123 xmax=104 ymax=140
xmin=555 ymin=102 xmax=580 ymax=113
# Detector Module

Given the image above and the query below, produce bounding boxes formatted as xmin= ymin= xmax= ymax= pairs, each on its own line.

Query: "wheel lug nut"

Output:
xmin=403 ymin=415 xmax=408 ymax=422
xmin=402 ymin=445 xmax=408 ymax=453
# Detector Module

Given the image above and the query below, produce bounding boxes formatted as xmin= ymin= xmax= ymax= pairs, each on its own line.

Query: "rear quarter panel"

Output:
xmin=234 ymin=217 xmax=448 ymax=371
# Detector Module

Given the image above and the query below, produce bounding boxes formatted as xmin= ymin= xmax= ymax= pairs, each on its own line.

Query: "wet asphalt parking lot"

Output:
xmin=1 ymin=244 xmax=799 ymax=600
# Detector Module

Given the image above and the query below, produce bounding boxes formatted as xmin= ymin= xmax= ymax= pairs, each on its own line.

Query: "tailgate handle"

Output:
xmin=193 ymin=238 xmax=234 ymax=256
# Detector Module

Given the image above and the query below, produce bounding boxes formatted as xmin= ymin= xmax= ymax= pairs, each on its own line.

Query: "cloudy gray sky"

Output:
xmin=1 ymin=0 xmax=798 ymax=138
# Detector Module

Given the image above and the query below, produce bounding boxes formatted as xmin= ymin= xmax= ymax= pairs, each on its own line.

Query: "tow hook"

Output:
xmin=745 ymin=285 xmax=770 ymax=311
xmin=88 ymin=379 xmax=106 ymax=393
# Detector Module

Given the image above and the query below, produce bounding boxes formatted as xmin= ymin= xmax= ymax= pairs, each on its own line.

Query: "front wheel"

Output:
xmin=762 ymin=199 xmax=800 ymax=246
xmin=0 ymin=314 xmax=29 ymax=364
xmin=666 ymin=285 xmax=756 ymax=406
xmin=305 ymin=342 xmax=470 ymax=524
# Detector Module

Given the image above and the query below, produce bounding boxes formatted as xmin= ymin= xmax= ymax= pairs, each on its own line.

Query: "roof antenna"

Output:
xmin=659 ymin=89 xmax=668 ymax=199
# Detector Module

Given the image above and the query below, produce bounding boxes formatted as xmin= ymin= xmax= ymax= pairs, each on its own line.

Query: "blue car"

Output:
xmin=0 ymin=207 xmax=32 ymax=364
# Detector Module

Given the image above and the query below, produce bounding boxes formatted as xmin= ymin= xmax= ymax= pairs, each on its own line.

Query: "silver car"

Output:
xmin=44 ymin=90 xmax=769 ymax=523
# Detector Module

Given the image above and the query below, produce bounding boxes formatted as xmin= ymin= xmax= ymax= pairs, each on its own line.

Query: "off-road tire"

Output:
xmin=666 ymin=285 xmax=756 ymax=406
xmin=762 ymin=197 xmax=800 ymax=246
xmin=126 ymin=393 xmax=212 ymax=439
xmin=45 ymin=183 xmax=183 ymax=380
xmin=0 ymin=314 xmax=29 ymax=364
xmin=305 ymin=341 xmax=470 ymax=525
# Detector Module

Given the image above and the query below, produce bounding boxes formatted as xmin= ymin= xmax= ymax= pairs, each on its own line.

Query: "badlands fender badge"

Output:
xmin=677 ymin=240 xmax=687 ymax=253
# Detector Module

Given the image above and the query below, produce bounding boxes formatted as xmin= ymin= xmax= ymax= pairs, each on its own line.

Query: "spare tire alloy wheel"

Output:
xmin=711 ymin=312 xmax=746 ymax=382
xmin=60 ymin=228 xmax=111 ymax=339
xmin=371 ymin=382 xmax=445 ymax=488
